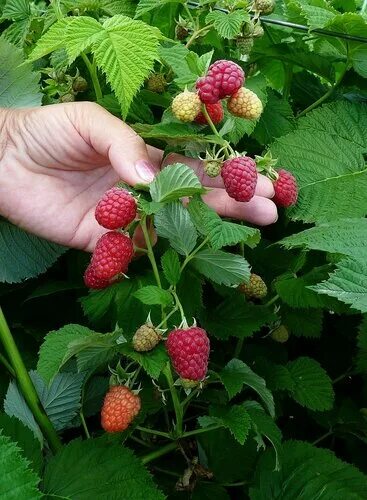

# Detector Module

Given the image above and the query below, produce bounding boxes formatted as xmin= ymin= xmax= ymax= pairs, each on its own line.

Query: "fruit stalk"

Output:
xmin=81 ymin=52 xmax=102 ymax=101
xmin=0 ymin=307 xmax=62 ymax=453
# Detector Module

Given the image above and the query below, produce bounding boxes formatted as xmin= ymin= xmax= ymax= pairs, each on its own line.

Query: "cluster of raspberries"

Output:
xmin=84 ymin=188 xmax=137 ymax=289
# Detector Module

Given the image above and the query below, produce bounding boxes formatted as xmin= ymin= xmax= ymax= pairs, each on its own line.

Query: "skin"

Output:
xmin=0 ymin=102 xmax=277 ymax=252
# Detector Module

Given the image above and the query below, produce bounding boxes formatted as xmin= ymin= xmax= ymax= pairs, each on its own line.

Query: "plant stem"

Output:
xmin=282 ymin=63 xmax=293 ymax=101
xmin=185 ymin=24 xmax=213 ymax=49
xmin=0 ymin=307 xmax=62 ymax=454
xmin=265 ymin=294 xmax=279 ymax=307
xmin=141 ymin=441 xmax=177 ymax=465
xmin=136 ymin=426 xmax=171 ymax=439
xmin=171 ymin=290 xmax=185 ymax=323
xmin=312 ymin=430 xmax=333 ymax=446
xmin=51 ymin=0 xmax=63 ymax=19
xmin=181 ymin=387 xmax=200 ymax=411
xmin=233 ymin=338 xmax=244 ymax=359
xmin=0 ymin=351 xmax=15 ymax=377
xmin=140 ymin=217 xmax=162 ymax=289
xmin=182 ymin=424 xmax=222 ymax=438
xmin=183 ymin=3 xmax=195 ymax=25
xmin=298 ymin=65 xmax=348 ymax=117
xmin=180 ymin=236 xmax=210 ymax=273
xmin=332 ymin=368 xmax=353 ymax=385
xmin=80 ymin=410 xmax=90 ymax=439
xmin=81 ymin=52 xmax=103 ymax=101
xmin=163 ymin=363 xmax=183 ymax=437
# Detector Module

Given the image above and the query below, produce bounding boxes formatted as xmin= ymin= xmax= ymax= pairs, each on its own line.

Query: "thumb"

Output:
xmin=72 ymin=102 xmax=158 ymax=185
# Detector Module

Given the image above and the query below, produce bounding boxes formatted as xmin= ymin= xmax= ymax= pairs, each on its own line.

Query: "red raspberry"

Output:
xmin=91 ymin=231 xmax=134 ymax=280
xmin=101 ymin=385 xmax=141 ymax=433
xmin=166 ymin=327 xmax=210 ymax=381
xmin=273 ymin=169 xmax=298 ymax=207
xmin=221 ymin=156 xmax=258 ymax=202
xmin=95 ymin=188 xmax=137 ymax=230
xmin=196 ymin=60 xmax=245 ymax=104
xmin=195 ymin=102 xmax=224 ymax=125
xmin=84 ymin=264 xmax=111 ymax=289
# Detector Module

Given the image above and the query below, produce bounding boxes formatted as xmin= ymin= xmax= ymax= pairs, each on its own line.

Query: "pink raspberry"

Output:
xmin=196 ymin=60 xmax=245 ymax=104
xmin=91 ymin=231 xmax=134 ymax=280
xmin=95 ymin=188 xmax=137 ymax=230
xmin=221 ymin=156 xmax=258 ymax=202
xmin=166 ymin=327 xmax=210 ymax=381
xmin=273 ymin=169 xmax=298 ymax=207
xmin=195 ymin=102 xmax=224 ymax=125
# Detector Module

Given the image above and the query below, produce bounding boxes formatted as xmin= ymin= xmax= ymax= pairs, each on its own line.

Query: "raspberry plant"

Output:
xmin=1 ymin=0 xmax=367 ymax=499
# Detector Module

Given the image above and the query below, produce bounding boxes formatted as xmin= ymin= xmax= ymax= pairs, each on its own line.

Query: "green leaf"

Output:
xmin=201 ymin=295 xmax=276 ymax=339
xmin=135 ymin=0 xmax=182 ymax=18
xmin=118 ymin=340 xmax=168 ymax=379
xmin=253 ymin=91 xmax=295 ymax=145
xmin=62 ymin=16 xmax=102 ymax=64
xmin=199 ymin=404 xmax=251 ymax=445
xmin=154 ymin=202 xmax=198 ymax=256
xmin=191 ymin=248 xmax=250 ymax=286
xmin=28 ymin=18 xmax=70 ymax=61
xmin=310 ymin=257 xmax=367 ymax=313
xmin=134 ymin=285 xmax=173 ymax=307
xmin=1 ymin=0 xmax=30 ymax=20
xmin=244 ymin=401 xmax=282 ymax=471
xmin=206 ymin=10 xmax=249 ymax=39
xmin=150 ymin=163 xmax=204 ymax=203
xmin=0 ymin=222 xmax=66 ymax=284
xmin=161 ymin=249 xmax=181 ymax=286
xmin=356 ymin=318 xmax=367 ymax=374
xmin=250 ymin=440 xmax=367 ymax=499
xmin=0 ymin=432 xmax=41 ymax=499
xmin=37 ymin=324 xmax=96 ymax=383
xmin=0 ymin=37 xmax=41 ymax=107
xmin=271 ymin=102 xmax=367 ymax=223
xmin=43 ymin=437 xmax=165 ymax=499
xmin=220 ymin=359 xmax=275 ymax=417
xmin=281 ymin=307 xmax=323 ymax=338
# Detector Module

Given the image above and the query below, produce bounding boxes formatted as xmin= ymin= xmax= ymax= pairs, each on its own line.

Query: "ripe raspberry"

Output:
xmin=101 ymin=385 xmax=141 ymax=433
xmin=91 ymin=231 xmax=134 ymax=280
xmin=227 ymin=88 xmax=263 ymax=120
xmin=273 ymin=169 xmax=298 ymax=207
xmin=132 ymin=324 xmax=162 ymax=352
xmin=221 ymin=156 xmax=258 ymax=202
xmin=204 ymin=159 xmax=222 ymax=178
xmin=271 ymin=325 xmax=289 ymax=343
xmin=195 ymin=102 xmax=224 ymax=125
xmin=236 ymin=36 xmax=254 ymax=55
xmin=84 ymin=264 xmax=111 ymax=289
xmin=172 ymin=91 xmax=201 ymax=122
xmin=254 ymin=0 xmax=275 ymax=14
xmin=166 ymin=327 xmax=210 ymax=381
xmin=238 ymin=273 xmax=267 ymax=299
xmin=95 ymin=188 xmax=137 ymax=230
xmin=146 ymin=73 xmax=166 ymax=93
xmin=196 ymin=60 xmax=245 ymax=104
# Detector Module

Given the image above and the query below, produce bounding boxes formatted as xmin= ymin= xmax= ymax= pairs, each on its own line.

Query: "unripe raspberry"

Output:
xmin=196 ymin=60 xmax=245 ymax=104
xmin=132 ymin=324 xmax=162 ymax=352
xmin=254 ymin=0 xmax=275 ymax=14
xmin=166 ymin=327 xmax=210 ymax=381
xmin=59 ymin=93 xmax=75 ymax=103
xmin=95 ymin=188 xmax=137 ymax=230
xmin=227 ymin=88 xmax=263 ymax=120
xmin=221 ymin=156 xmax=258 ymax=202
xmin=273 ymin=169 xmax=298 ymax=207
xmin=195 ymin=102 xmax=224 ymax=125
xmin=204 ymin=160 xmax=222 ymax=178
xmin=236 ymin=36 xmax=254 ymax=55
xmin=271 ymin=325 xmax=289 ymax=343
xmin=172 ymin=91 xmax=201 ymax=122
xmin=91 ymin=231 xmax=134 ymax=280
xmin=101 ymin=385 xmax=141 ymax=433
xmin=146 ymin=73 xmax=166 ymax=93
xmin=72 ymin=76 xmax=88 ymax=92
xmin=238 ymin=273 xmax=267 ymax=299
xmin=176 ymin=24 xmax=189 ymax=40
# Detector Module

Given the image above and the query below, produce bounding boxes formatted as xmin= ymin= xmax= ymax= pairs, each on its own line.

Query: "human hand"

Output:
xmin=0 ymin=102 xmax=277 ymax=251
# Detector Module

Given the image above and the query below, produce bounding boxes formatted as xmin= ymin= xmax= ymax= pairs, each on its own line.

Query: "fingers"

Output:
xmin=161 ymin=152 xmax=275 ymax=198
xmin=203 ymin=189 xmax=278 ymax=226
xmin=71 ymin=102 xmax=159 ymax=185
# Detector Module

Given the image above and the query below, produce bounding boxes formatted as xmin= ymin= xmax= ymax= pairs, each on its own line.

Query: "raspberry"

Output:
xmin=91 ymin=231 xmax=134 ymax=280
xmin=95 ymin=188 xmax=137 ymax=230
xmin=196 ymin=60 xmax=245 ymax=104
xmin=101 ymin=385 xmax=141 ymax=433
xmin=221 ymin=156 xmax=258 ymax=202
xmin=84 ymin=264 xmax=111 ymax=289
xmin=271 ymin=325 xmax=289 ymax=343
xmin=273 ymin=169 xmax=298 ymax=207
xmin=254 ymin=0 xmax=275 ymax=14
xmin=59 ymin=93 xmax=74 ymax=103
xmin=166 ymin=326 xmax=210 ymax=381
xmin=72 ymin=76 xmax=88 ymax=92
xmin=227 ymin=88 xmax=263 ymax=120
xmin=176 ymin=24 xmax=189 ymax=40
xmin=204 ymin=159 xmax=222 ymax=178
xmin=236 ymin=36 xmax=254 ymax=55
xmin=238 ymin=273 xmax=267 ymax=299
xmin=195 ymin=102 xmax=224 ymax=125
xmin=146 ymin=73 xmax=166 ymax=93
xmin=172 ymin=91 xmax=201 ymax=122
xmin=132 ymin=324 xmax=162 ymax=352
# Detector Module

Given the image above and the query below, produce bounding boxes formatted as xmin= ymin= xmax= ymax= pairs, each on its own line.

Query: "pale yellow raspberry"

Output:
xmin=172 ymin=91 xmax=201 ymax=122
xmin=227 ymin=88 xmax=263 ymax=120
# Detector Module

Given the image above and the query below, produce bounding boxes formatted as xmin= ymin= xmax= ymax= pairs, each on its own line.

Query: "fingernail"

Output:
xmin=273 ymin=212 xmax=279 ymax=223
xmin=135 ymin=160 xmax=156 ymax=183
